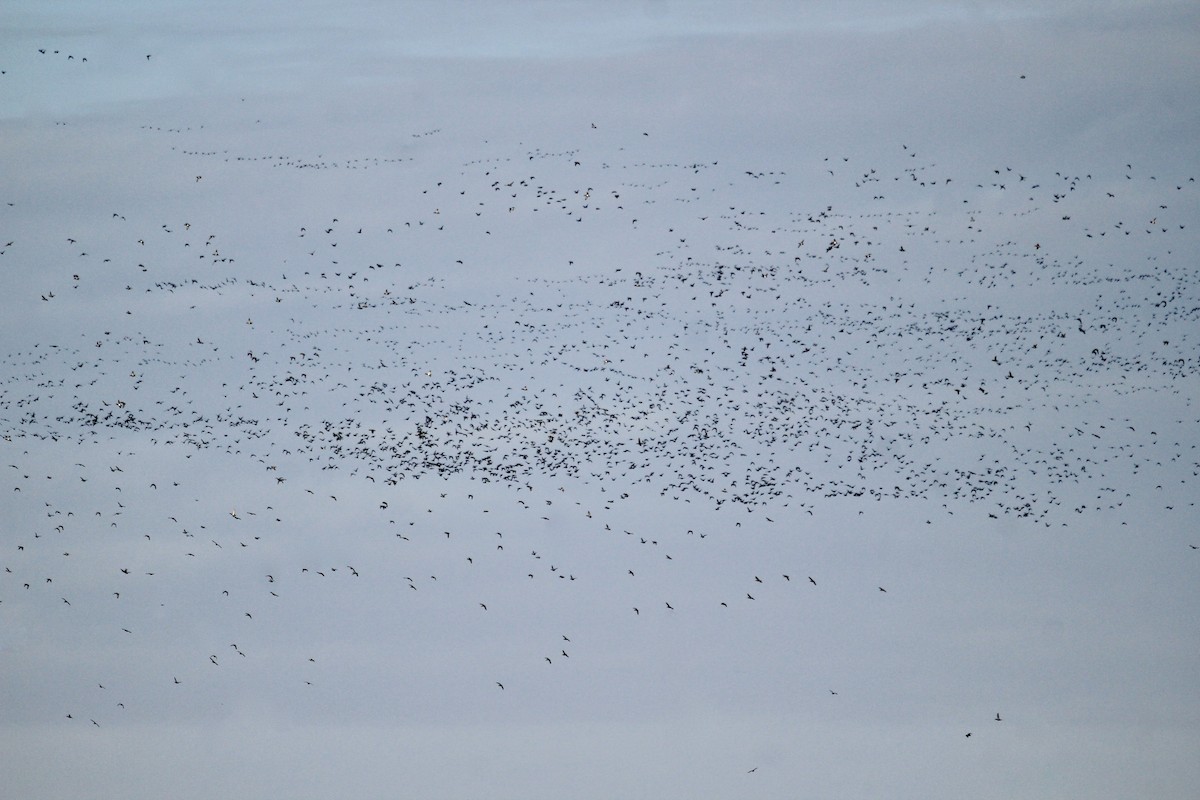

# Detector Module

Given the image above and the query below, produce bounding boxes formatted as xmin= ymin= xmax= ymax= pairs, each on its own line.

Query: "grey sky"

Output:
xmin=2 ymin=2 xmax=1198 ymax=799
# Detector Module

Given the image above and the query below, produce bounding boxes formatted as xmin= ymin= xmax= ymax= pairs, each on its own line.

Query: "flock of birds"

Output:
xmin=2 ymin=43 xmax=1198 ymax=773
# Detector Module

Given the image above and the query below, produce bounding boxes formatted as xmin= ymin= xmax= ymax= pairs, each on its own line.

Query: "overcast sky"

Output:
xmin=2 ymin=2 xmax=1198 ymax=799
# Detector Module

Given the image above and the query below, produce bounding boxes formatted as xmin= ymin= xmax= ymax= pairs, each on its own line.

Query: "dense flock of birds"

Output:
xmin=2 ymin=44 xmax=1198 ymax=756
